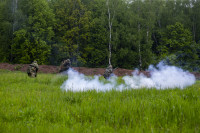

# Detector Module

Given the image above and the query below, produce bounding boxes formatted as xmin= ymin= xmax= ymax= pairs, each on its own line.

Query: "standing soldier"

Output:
xmin=103 ymin=64 xmax=113 ymax=79
xmin=59 ymin=59 xmax=71 ymax=72
xmin=27 ymin=60 xmax=39 ymax=77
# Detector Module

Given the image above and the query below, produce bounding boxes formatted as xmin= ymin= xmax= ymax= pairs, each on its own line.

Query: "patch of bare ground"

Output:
xmin=0 ymin=63 xmax=199 ymax=79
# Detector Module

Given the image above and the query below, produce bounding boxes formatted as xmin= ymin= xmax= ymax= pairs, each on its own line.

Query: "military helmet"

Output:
xmin=66 ymin=59 xmax=70 ymax=62
xmin=33 ymin=60 xmax=37 ymax=63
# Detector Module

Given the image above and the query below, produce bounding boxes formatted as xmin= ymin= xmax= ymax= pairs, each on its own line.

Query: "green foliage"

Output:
xmin=51 ymin=0 xmax=91 ymax=66
xmin=162 ymin=22 xmax=193 ymax=53
xmin=0 ymin=71 xmax=200 ymax=132
xmin=12 ymin=29 xmax=51 ymax=64
xmin=11 ymin=0 xmax=54 ymax=64
xmin=0 ymin=0 xmax=200 ymax=70
xmin=160 ymin=22 xmax=199 ymax=71
xmin=0 ymin=0 xmax=13 ymax=62
xmin=85 ymin=16 xmax=108 ymax=67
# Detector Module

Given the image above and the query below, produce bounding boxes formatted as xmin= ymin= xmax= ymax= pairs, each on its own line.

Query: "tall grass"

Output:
xmin=0 ymin=70 xmax=200 ymax=133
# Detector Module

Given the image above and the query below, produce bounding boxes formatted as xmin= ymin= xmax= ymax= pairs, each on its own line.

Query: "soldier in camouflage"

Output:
xmin=59 ymin=59 xmax=71 ymax=73
xmin=103 ymin=64 xmax=113 ymax=79
xmin=27 ymin=61 xmax=39 ymax=77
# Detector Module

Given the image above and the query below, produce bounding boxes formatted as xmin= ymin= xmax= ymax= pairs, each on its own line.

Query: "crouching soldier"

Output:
xmin=103 ymin=65 xmax=113 ymax=79
xmin=59 ymin=59 xmax=71 ymax=73
xmin=27 ymin=61 xmax=39 ymax=77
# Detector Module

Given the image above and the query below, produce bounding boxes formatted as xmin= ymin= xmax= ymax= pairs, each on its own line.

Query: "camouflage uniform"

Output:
xmin=103 ymin=65 xmax=113 ymax=79
xmin=59 ymin=59 xmax=71 ymax=72
xmin=27 ymin=61 xmax=39 ymax=77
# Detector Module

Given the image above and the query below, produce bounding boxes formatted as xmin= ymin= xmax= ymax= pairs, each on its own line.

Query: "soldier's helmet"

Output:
xmin=66 ymin=59 xmax=70 ymax=63
xmin=33 ymin=60 xmax=37 ymax=64
xmin=108 ymin=65 xmax=112 ymax=69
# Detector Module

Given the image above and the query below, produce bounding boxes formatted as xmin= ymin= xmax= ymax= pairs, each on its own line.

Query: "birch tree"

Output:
xmin=106 ymin=0 xmax=117 ymax=66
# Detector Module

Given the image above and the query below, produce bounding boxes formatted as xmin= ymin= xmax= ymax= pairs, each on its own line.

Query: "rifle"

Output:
xmin=113 ymin=67 xmax=118 ymax=71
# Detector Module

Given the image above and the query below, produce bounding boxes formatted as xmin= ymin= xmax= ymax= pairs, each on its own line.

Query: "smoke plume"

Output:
xmin=61 ymin=62 xmax=196 ymax=92
xmin=61 ymin=68 xmax=124 ymax=92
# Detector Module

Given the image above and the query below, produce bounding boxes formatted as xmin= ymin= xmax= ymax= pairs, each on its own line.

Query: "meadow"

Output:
xmin=0 ymin=70 xmax=200 ymax=133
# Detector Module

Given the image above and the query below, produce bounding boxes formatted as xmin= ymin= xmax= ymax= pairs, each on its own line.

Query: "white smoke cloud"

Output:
xmin=61 ymin=62 xmax=196 ymax=92
xmin=123 ymin=62 xmax=196 ymax=89
xmin=60 ymin=68 xmax=124 ymax=92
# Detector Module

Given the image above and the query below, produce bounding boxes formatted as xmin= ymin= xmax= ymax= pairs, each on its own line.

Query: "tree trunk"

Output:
xmin=12 ymin=0 xmax=17 ymax=33
xmin=137 ymin=1 xmax=142 ymax=70
xmin=192 ymin=15 xmax=196 ymax=42
xmin=138 ymin=23 xmax=142 ymax=70
xmin=11 ymin=0 xmax=17 ymax=62
xmin=147 ymin=26 xmax=149 ymax=43
xmin=106 ymin=0 xmax=115 ymax=66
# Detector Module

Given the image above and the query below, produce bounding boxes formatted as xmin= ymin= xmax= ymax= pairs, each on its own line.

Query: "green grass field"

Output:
xmin=0 ymin=70 xmax=200 ymax=133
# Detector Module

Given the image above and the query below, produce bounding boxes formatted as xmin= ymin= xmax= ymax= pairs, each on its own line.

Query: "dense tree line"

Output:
xmin=0 ymin=0 xmax=200 ymax=71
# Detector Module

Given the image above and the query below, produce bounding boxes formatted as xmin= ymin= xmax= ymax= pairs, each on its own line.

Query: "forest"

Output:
xmin=0 ymin=0 xmax=200 ymax=71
